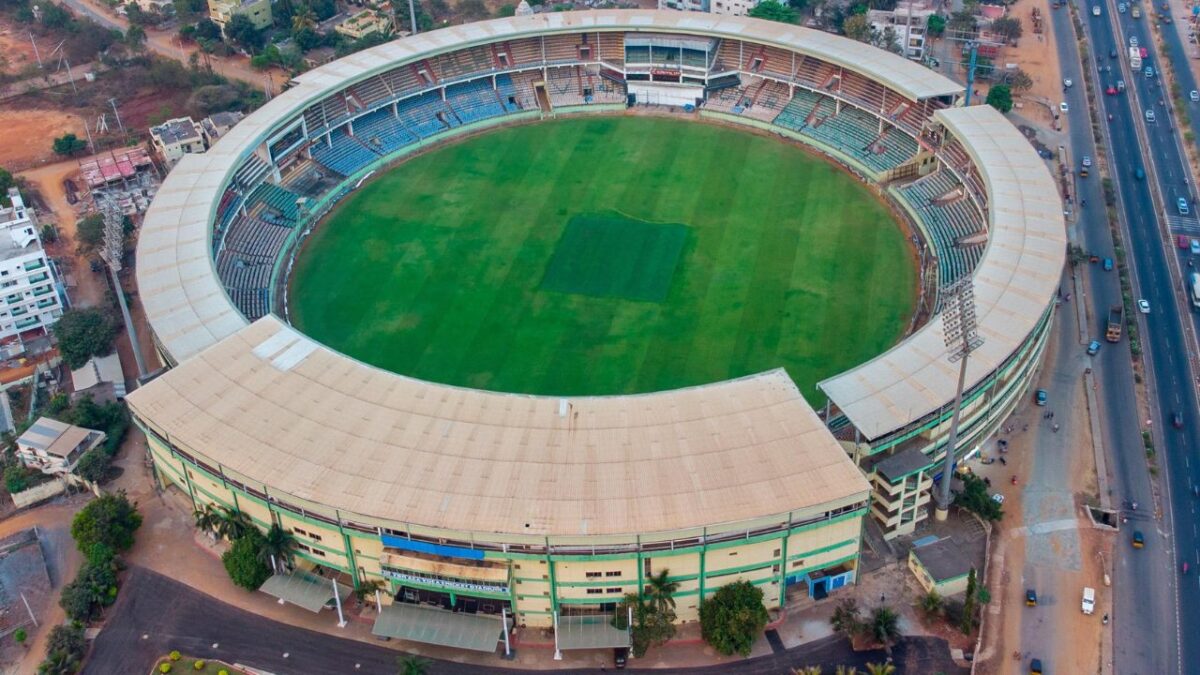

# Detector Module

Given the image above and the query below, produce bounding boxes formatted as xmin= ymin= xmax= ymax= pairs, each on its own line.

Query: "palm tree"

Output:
xmin=918 ymin=589 xmax=943 ymax=618
xmin=218 ymin=507 xmax=254 ymax=541
xmin=354 ymin=578 xmax=386 ymax=607
xmin=258 ymin=523 xmax=297 ymax=573
xmin=791 ymin=667 xmax=823 ymax=675
xmin=834 ymin=666 xmax=859 ymax=675
xmin=644 ymin=569 xmax=679 ymax=614
xmin=868 ymin=606 xmax=901 ymax=655
xmin=830 ymin=598 xmax=863 ymax=640
xmin=396 ymin=654 xmax=431 ymax=675
xmin=193 ymin=503 xmax=223 ymax=537
xmin=291 ymin=5 xmax=316 ymax=33
xmin=863 ymin=661 xmax=896 ymax=675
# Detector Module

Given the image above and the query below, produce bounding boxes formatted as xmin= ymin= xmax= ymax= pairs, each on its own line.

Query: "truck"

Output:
xmin=1082 ymin=587 xmax=1096 ymax=614
xmin=1130 ymin=46 xmax=1143 ymax=69
xmin=1106 ymin=304 xmax=1124 ymax=342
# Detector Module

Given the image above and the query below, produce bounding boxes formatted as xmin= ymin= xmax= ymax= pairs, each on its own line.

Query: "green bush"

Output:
xmin=170 ymin=650 xmax=181 ymax=661
xmin=70 ymin=490 xmax=142 ymax=554
xmin=219 ymin=670 xmax=230 ymax=675
xmin=699 ymin=580 xmax=769 ymax=656
xmin=222 ymin=530 xmax=271 ymax=590
xmin=193 ymin=659 xmax=205 ymax=670
xmin=160 ymin=663 xmax=172 ymax=674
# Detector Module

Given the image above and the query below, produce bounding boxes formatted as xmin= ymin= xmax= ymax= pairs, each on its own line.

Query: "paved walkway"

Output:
xmin=85 ymin=567 xmax=966 ymax=675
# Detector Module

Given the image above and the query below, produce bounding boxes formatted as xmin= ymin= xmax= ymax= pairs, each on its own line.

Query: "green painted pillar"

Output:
xmin=777 ymin=531 xmax=789 ymax=609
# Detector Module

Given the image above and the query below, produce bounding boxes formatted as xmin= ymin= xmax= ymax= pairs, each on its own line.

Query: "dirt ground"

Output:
xmin=0 ymin=23 xmax=40 ymax=77
xmin=0 ymin=109 xmax=87 ymax=171
xmin=994 ymin=0 xmax=1068 ymax=129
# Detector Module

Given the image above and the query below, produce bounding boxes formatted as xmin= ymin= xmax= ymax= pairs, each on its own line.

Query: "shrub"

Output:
xmin=13 ymin=627 xmax=26 ymax=644
xmin=160 ymin=663 xmax=173 ymax=673
xmin=194 ymin=659 xmax=205 ymax=670
xmin=219 ymin=670 xmax=230 ymax=675
xmin=170 ymin=650 xmax=181 ymax=660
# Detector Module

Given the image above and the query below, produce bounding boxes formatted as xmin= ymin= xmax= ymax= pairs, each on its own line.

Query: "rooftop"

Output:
xmin=150 ymin=118 xmax=201 ymax=146
xmin=911 ymin=536 xmax=974 ymax=582
xmin=17 ymin=417 xmax=97 ymax=459
xmin=871 ymin=446 xmax=933 ymax=482
xmin=127 ymin=315 xmax=871 ymax=539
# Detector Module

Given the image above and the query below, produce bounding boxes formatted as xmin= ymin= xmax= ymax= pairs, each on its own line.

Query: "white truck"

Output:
xmin=1082 ymin=586 xmax=1096 ymax=614
xmin=1130 ymin=46 xmax=1143 ymax=69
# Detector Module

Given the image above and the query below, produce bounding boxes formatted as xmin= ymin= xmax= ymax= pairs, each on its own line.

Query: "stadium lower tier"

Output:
xmin=142 ymin=423 xmax=869 ymax=632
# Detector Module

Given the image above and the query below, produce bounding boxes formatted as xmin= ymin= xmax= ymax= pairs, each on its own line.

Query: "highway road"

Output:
xmin=1047 ymin=0 xmax=1200 ymax=672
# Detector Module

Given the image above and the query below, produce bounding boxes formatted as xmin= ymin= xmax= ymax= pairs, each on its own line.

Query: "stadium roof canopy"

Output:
xmin=137 ymin=11 xmax=962 ymax=365
xmin=818 ymin=105 xmax=1066 ymax=440
xmin=128 ymin=316 xmax=870 ymax=538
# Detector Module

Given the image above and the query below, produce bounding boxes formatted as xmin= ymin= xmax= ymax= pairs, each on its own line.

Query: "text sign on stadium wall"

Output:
xmin=381 ymin=568 xmax=508 ymax=595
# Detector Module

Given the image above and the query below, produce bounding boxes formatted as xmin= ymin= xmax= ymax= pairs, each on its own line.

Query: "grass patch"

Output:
xmin=289 ymin=117 xmax=917 ymax=400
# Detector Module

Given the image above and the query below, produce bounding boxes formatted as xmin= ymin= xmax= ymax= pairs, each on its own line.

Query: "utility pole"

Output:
xmin=407 ymin=0 xmax=418 ymax=34
xmin=27 ymin=32 xmax=41 ymax=69
xmin=98 ymin=201 xmax=148 ymax=381
xmin=108 ymin=98 xmax=126 ymax=138
xmin=934 ymin=277 xmax=984 ymax=521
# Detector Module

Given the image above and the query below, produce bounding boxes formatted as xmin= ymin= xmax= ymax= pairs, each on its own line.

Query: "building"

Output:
xmin=71 ymin=351 xmax=126 ymax=402
xmin=867 ymin=1 xmax=936 ymax=60
xmin=149 ymin=117 xmax=206 ymax=169
xmin=303 ymin=46 xmax=337 ymax=69
xmin=908 ymin=537 xmax=974 ymax=596
xmin=134 ymin=0 xmax=175 ymax=13
xmin=200 ymin=111 xmax=246 ymax=147
xmin=657 ymin=0 xmax=764 ymax=16
xmin=334 ymin=10 xmax=391 ymax=40
xmin=15 ymin=417 xmax=106 ymax=476
xmin=130 ymin=11 xmax=1063 ymax=651
xmin=207 ymin=0 xmax=272 ymax=32
xmin=0 ymin=189 xmax=64 ymax=341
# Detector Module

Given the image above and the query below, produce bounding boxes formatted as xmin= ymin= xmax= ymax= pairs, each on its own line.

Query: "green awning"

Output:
xmin=372 ymin=602 xmax=503 ymax=652
xmin=259 ymin=571 xmax=350 ymax=613
xmin=557 ymin=615 xmax=631 ymax=650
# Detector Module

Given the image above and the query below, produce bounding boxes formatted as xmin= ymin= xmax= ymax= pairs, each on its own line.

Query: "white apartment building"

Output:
xmin=0 ymin=189 xmax=64 ymax=341
xmin=867 ymin=1 xmax=936 ymax=60
xmin=149 ymin=117 xmax=206 ymax=169
xmin=657 ymin=0 xmax=763 ymax=17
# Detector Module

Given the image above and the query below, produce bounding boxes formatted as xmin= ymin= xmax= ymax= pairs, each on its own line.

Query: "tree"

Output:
xmin=699 ymin=581 xmax=769 ymax=657
xmin=187 ymin=84 xmax=242 ymax=115
xmin=258 ymin=523 xmax=297 ymax=572
xmin=37 ymin=623 xmax=86 ymax=675
xmin=73 ymin=448 xmax=110 ymax=484
xmin=614 ymin=593 xmax=675 ymax=657
xmin=59 ymin=558 xmax=118 ymax=622
xmin=495 ymin=3 xmax=516 ymax=16
xmin=918 ymin=589 xmax=943 ymax=618
xmin=864 ymin=662 xmax=896 ymax=675
xmin=225 ymin=14 xmax=265 ymax=53
xmin=52 ymin=308 xmax=118 ymax=370
xmin=875 ymin=25 xmax=901 ymax=53
xmin=947 ymin=9 xmax=977 ymax=33
xmin=830 ymin=597 xmax=864 ymax=640
xmin=51 ymin=134 xmax=88 ymax=157
xmin=954 ymin=473 xmax=1004 ymax=520
xmin=960 ymin=567 xmax=978 ymax=634
xmin=218 ymin=508 xmax=255 ymax=541
xmin=990 ymin=16 xmax=1023 ymax=42
xmin=644 ymin=568 xmax=679 ymax=615
xmin=193 ymin=18 xmax=223 ymax=42
xmin=4 ymin=464 xmax=30 ymax=494
xmin=291 ymin=4 xmax=316 ymax=33
xmin=748 ymin=0 xmax=797 ymax=23
xmin=222 ymin=530 xmax=272 ymax=590
xmin=984 ymin=84 xmax=1013 ymax=112
xmin=458 ymin=0 xmax=489 ymax=20
xmin=0 ymin=168 xmax=16 ymax=207
xmin=868 ymin=606 xmax=900 ymax=655
xmin=125 ymin=24 xmax=147 ymax=52
xmin=193 ymin=503 xmax=224 ymax=536
xmin=75 ymin=213 xmax=106 ymax=251
xmin=926 ymin=14 xmax=946 ymax=36
xmin=997 ymin=67 xmax=1033 ymax=92
xmin=843 ymin=14 xmax=872 ymax=42
xmin=353 ymin=578 xmax=386 ymax=606
xmin=397 ymin=655 xmax=431 ymax=675
xmin=70 ymin=490 xmax=142 ymax=554
xmin=14 ymin=627 xmax=27 ymax=645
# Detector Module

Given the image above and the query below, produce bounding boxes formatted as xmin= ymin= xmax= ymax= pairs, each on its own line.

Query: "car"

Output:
xmin=992 ymin=493 xmax=1005 ymax=504
xmin=1118 ymin=79 xmax=1126 ymax=92
xmin=1146 ymin=109 xmax=1157 ymax=122
xmin=1030 ymin=658 xmax=1044 ymax=675
xmin=1131 ymin=36 xmax=1139 ymax=47
xmin=1087 ymin=339 xmax=1101 ymax=355
xmin=1026 ymin=588 xmax=1039 ymax=606
xmin=1172 ymin=411 xmax=1184 ymax=428
xmin=1063 ymin=77 xmax=1073 ymax=88
xmin=1192 ymin=90 xmax=1200 ymax=102
xmin=1138 ymin=298 xmax=1151 ymax=313
xmin=1093 ymin=4 xmax=1101 ymax=14
xmin=1132 ymin=4 xmax=1141 ymax=16
xmin=1134 ymin=166 xmax=1145 ymax=179
xmin=1103 ymin=257 xmax=1113 ymax=270
xmin=1060 ymin=101 xmax=1070 ymax=113
xmin=1141 ymin=47 xmax=1149 ymax=58
xmin=1036 ymin=389 xmax=1048 ymax=406
xmin=1106 ymin=85 xmax=1118 ymax=95
xmin=1132 ymin=530 xmax=1145 ymax=548
xmin=614 ymin=647 xmax=629 ymax=669
xmin=1082 ymin=156 xmax=1092 ymax=167
xmin=1145 ymin=65 xmax=1156 ymax=78
xmin=1119 ymin=1 xmax=1127 ymax=11
xmin=1192 ymin=238 xmax=1200 ymax=255
xmin=1179 ymin=234 xmax=1191 ymax=249
xmin=1111 ymin=48 xmax=1119 ymax=58
xmin=1179 ymin=197 xmax=1190 ymax=215
xmin=1082 ymin=586 xmax=1096 ymax=614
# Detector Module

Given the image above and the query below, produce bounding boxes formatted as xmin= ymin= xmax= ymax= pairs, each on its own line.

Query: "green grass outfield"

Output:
xmin=289 ymin=116 xmax=917 ymax=401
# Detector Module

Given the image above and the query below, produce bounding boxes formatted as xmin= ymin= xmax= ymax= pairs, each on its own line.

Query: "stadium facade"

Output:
xmin=127 ymin=10 xmax=1064 ymax=646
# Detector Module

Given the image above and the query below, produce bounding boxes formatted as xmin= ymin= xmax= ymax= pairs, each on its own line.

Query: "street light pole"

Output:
xmin=934 ymin=277 xmax=985 ymax=521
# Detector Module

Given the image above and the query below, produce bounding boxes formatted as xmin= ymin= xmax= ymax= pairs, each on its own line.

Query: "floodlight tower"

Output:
xmin=933 ymin=277 xmax=985 ymax=521
xmin=99 ymin=202 xmax=148 ymax=381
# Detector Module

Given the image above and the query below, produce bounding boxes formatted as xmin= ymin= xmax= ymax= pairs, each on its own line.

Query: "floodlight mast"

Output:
xmin=99 ymin=202 xmax=148 ymax=382
xmin=934 ymin=277 xmax=984 ymax=521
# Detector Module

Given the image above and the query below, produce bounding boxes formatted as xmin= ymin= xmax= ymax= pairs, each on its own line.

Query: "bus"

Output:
xmin=1190 ymin=272 xmax=1200 ymax=309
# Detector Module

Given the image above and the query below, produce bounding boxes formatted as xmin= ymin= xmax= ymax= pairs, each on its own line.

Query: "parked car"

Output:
xmin=1179 ymin=197 xmax=1190 ymax=215
xmin=1191 ymin=90 xmax=1199 ymax=102
xmin=1133 ymin=530 xmax=1145 ymax=548
xmin=1138 ymin=298 xmax=1151 ymax=313
xmin=1036 ymin=389 xmax=1048 ymax=406
xmin=1087 ymin=339 xmax=1101 ymax=355
xmin=1082 ymin=586 xmax=1096 ymax=614
xmin=992 ymin=493 xmax=1005 ymax=504
xmin=614 ymin=647 xmax=628 ymax=669
xmin=1061 ymin=101 xmax=1070 ymax=113
xmin=1190 ymin=238 xmax=1200 ymax=255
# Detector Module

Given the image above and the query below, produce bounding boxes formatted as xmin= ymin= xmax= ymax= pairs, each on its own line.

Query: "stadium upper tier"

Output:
xmin=133 ymin=11 xmax=1064 ymax=543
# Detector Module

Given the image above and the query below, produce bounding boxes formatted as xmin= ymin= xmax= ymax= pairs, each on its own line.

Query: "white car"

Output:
xmin=1064 ymin=78 xmax=1074 ymax=88
xmin=1191 ymin=90 xmax=1199 ymax=102
xmin=992 ymin=493 xmax=1006 ymax=504
xmin=1060 ymin=101 xmax=1070 ymax=113
xmin=1138 ymin=299 xmax=1151 ymax=314
xmin=1131 ymin=36 xmax=1139 ymax=47
xmin=1082 ymin=587 xmax=1096 ymax=615
xmin=1092 ymin=5 xmax=1101 ymax=15
xmin=1119 ymin=2 xmax=1127 ymax=12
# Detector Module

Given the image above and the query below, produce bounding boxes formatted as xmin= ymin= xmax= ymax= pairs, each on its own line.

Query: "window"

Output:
xmin=497 ymin=53 xmax=509 ymax=67
xmin=773 ymin=549 xmax=781 ymax=557
xmin=606 ymin=587 xmax=623 ymax=594
xmin=293 ymin=527 xmax=308 ymax=536
xmin=585 ymin=571 xmax=602 ymax=579
xmin=586 ymin=588 xmax=604 ymax=595
xmin=604 ymin=571 xmax=621 ymax=578
xmin=644 ymin=558 xmax=652 ymax=577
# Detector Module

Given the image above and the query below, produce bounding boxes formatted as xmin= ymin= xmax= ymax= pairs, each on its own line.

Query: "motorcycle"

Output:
xmin=1185 ymin=562 xmax=1190 ymax=575
xmin=1011 ymin=475 xmax=1018 ymax=485
xmin=1000 ymin=456 xmax=1008 ymax=466
xmin=1103 ymin=613 xmax=1109 ymax=625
